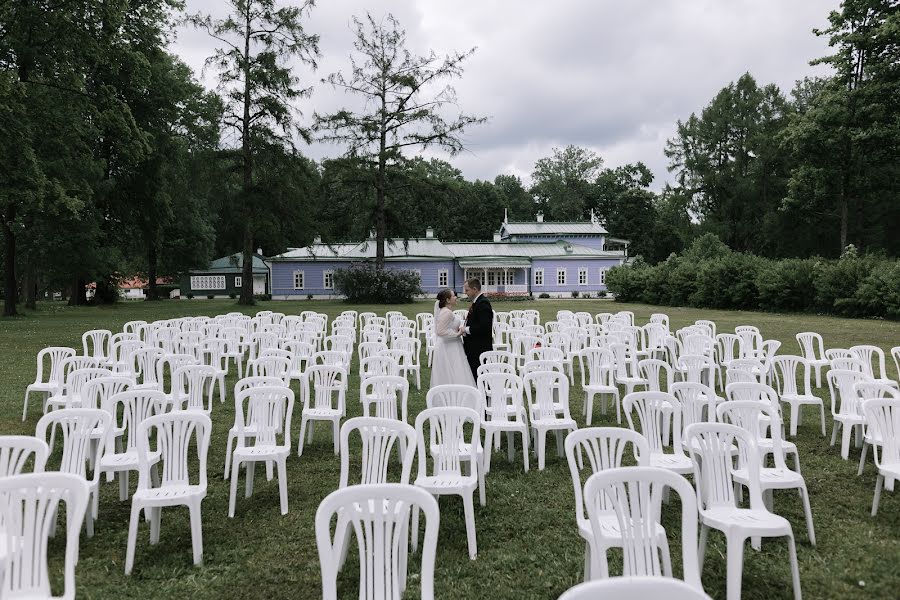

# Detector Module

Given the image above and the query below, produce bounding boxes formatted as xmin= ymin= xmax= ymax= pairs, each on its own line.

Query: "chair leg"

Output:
xmin=699 ymin=524 xmax=709 ymax=571
xmin=150 ymin=507 xmax=161 ymax=544
xmin=333 ymin=419 xmax=340 ymax=455
xmin=800 ymin=485 xmax=816 ymax=546
xmin=277 ymin=458 xmax=288 ymax=515
xmin=229 ymin=458 xmax=240 ymax=518
xmin=462 ymin=492 xmax=477 ymax=560
xmin=840 ymin=424 xmax=853 ymax=460
xmin=582 ymin=540 xmax=592 ymax=582
xmin=725 ymin=535 xmax=745 ymax=600
xmin=189 ymin=501 xmax=204 ymax=566
xmin=245 ymin=461 xmax=256 ymax=498
xmin=789 ymin=402 xmax=799 ymax=436
xmin=786 ymin=534 xmax=802 ymax=600
xmin=119 ymin=469 xmax=129 ymax=501
xmin=521 ymin=430 xmax=530 ymax=473
xmin=872 ymin=473 xmax=884 ymax=516
xmin=22 ymin=390 xmax=30 ymax=421
xmin=830 ymin=422 xmax=839 ymax=447
xmin=125 ymin=502 xmax=141 ymax=575
xmin=659 ymin=536 xmax=673 ymax=577
xmin=537 ymin=431 xmax=546 ymax=471
xmin=819 ymin=405 xmax=826 ymax=436
xmin=478 ymin=460 xmax=486 ymax=507
xmin=584 ymin=392 xmax=593 ymax=425
xmin=297 ymin=417 xmax=308 ymax=456
xmin=858 ymin=443 xmax=869 ymax=476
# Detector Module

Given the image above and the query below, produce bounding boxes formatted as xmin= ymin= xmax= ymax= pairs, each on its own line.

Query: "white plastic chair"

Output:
xmin=862 ymin=398 xmax=900 ymax=516
xmin=579 ymin=347 xmax=621 ymax=424
xmin=298 ymin=364 xmax=347 ymax=456
xmin=524 ymin=370 xmax=578 ymax=470
xmin=35 ymin=408 xmax=112 ymax=538
xmin=316 ymin=483 xmax=439 ymax=600
xmin=414 ymin=406 xmax=480 ymax=559
xmin=623 ymin=392 xmax=692 ymax=476
xmin=851 ymin=345 xmax=898 ymax=388
xmin=228 ymin=386 xmax=295 ymax=517
xmin=855 ymin=382 xmax=900 ymax=476
xmin=0 ymin=473 xmax=90 ymax=600
xmin=564 ymin=427 xmax=651 ymax=581
xmin=684 ymin=423 xmax=802 ymax=600
xmin=796 ymin=332 xmax=829 ymax=387
xmin=171 ymin=364 xmax=216 ymax=414
xmin=0 ymin=436 xmax=49 ymax=476
xmin=558 ymin=577 xmax=713 ymax=600
xmin=98 ymin=390 xmax=167 ymax=501
xmin=828 ymin=369 xmax=869 ymax=459
xmin=23 ymin=347 xmax=75 ymax=421
xmin=610 ymin=343 xmax=648 ymax=395
xmin=717 ymin=401 xmax=816 ymax=546
xmin=477 ymin=372 xmax=530 ymax=473
xmin=583 ymin=467 xmax=702 ymax=589
xmin=82 ymin=329 xmax=112 ymax=363
xmin=361 ymin=375 xmax=409 ymax=422
xmin=125 ymin=411 xmax=212 ymax=574
xmin=425 ymin=385 xmax=485 ymax=505
xmin=770 ymin=355 xmax=826 ymax=436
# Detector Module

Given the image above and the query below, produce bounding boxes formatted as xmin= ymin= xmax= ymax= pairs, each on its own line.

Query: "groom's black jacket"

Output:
xmin=463 ymin=294 xmax=493 ymax=378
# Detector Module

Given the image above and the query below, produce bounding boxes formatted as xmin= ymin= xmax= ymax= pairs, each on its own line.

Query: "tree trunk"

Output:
xmin=375 ymin=159 xmax=386 ymax=269
xmin=68 ymin=276 xmax=87 ymax=306
xmin=238 ymin=4 xmax=255 ymax=306
xmin=839 ymin=173 xmax=849 ymax=254
xmin=2 ymin=207 xmax=17 ymax=316
xmin=147 ymin=240 xmax=158 ymax=301
xmin=24 ymin=256 xmax=37 ymax=309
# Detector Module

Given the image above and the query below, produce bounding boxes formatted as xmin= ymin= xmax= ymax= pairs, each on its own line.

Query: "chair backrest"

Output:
xmin=623 ymin=391 xmax=683 ymax=454
xmin=638 ymin=359 xmax=673 ymax=392
xmin=0 ymin=473 xmax=89 ymax=599
xmin=360 ymin=375 xmax=410 ymax=422
xmin=426 ymin=384 xmax=481 ymax=412
xmin=81 ymin=375 xmax=132 ymax=410
xmin=234 ymin=386 xmax=294 ymax=450
xmin=715 ymin=333 xmax=740 ymax=365
xmin=828 ymin=369 xmax=868 ymax=417
xmin=360 ymin=355 xmax=400 ymax=380
xmin=132 ymin=347 xmax=165 ymax=388
xmin=103 ymin=390 xmax=169 ymax=456
xmin=315 ymin=483 xmax=439 ymax=600
xmin=850 ymin=344 xmax=888 ymax=380
xmin=584 ymin=467 xmax=701 ymax=588
xmin=863 ymin=399 xmax=900 ymax=470
xmin=415 ymin=406 xmax=479 ymax=479
xmin=302 ymin=364 xmax=347 ymax=412
xmin=717 ymin=400 xmax=789 ymax=469
xmin=578 ymin=347 xmax=615 ymax=388
xmin=524 ymin=370 xmax=571 ymax=420
xmin=36 ymin=408 xmax=112 ymax=482
xmin=33 ymin=346 xmax=76 ymax=388
xmin=770 ymin=355 xmax=811 ymax=397
xmin=477 ymin=371 xmax=525 ymax=422
xmin=564 ymin=428 xmax=649 ymax=522
xmin=558 ymin=577 xmax=712 ymax=600
xmin=63 ymin=367 xmax=112 ymax=401
xmin=684 ymin=422 xmax=763 ymax=512
xmin=527 ymin=345 xmax=565 ymax=364
xmin=678 ymin=354 xmax=716 ymax=386
xmin=480 ymin=350 xmax=516 ymax=367
xmin=724 ymin=381 xmax=779 ymax=409
xmin=172 ymin=364 xmax=216 ymax=412
xmin=796 ymin=332 xmax=825 ymax=362
xmin=476 ymin=362 xmax=515 ymax=378
xmin=136 ymin=411 xmax=211 ymax=490
xmin=338 ymin=417 xmax=416 ymax=487
xmin=0 ymin=435 xmax=49 ymax=476
xmin=672 ymin=382 xmax=718 ymax=428
xmin=82 ymin=329 xmax=112 ymax=360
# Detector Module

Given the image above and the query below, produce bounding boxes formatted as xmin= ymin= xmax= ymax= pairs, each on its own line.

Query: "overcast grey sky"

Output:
xmin=172 ymin=0 xmax=838 ymax=190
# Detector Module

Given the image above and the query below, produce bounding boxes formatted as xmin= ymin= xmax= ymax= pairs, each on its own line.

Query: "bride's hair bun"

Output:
xmin=437 ymin=288 xmax=453 ymax=308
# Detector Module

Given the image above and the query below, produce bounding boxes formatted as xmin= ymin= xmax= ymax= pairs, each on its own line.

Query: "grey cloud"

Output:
xmin=174 ymin=0 xmax=838 ymax=191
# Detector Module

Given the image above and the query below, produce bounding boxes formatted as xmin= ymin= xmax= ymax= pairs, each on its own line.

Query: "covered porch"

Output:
xmin=459 ymin=259 xmax=530 ymax=295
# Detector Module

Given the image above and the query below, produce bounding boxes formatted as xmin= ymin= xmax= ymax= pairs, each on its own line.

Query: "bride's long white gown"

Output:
xmin=430 ymin=308 xmax=477 ymax=388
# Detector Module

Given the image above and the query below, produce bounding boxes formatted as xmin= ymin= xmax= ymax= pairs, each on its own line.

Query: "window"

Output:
xmin=234 ymin=276 xmax=242 ymax=288
xmin=438 ymin=269 xmax=449 ymax=287
xmin=293 ymin=271 xmax=304 ymax=290
xmin=557 ymin=268 xmax=567 ymax=286
xmin=534 ymin=268 xmax=544 ymax=286
xmin=324 ymin=270 xmax=334 ymax=290
xmin=578 ymin=268 xmax=588 ymax=285
xmin=190 ymin=276 xmax=225 ymax=290
xmin=599 ymin=268 xmax=607 ymax=285
xmin=487 ymin=270 xmax=496 ymax=286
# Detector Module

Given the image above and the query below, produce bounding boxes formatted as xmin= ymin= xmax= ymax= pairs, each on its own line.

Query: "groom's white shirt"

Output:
xmin=463 ymin=292 xmax=483 ymax=335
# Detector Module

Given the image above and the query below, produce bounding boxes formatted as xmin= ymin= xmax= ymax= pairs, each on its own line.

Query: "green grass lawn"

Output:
xmin=2 ymin=299 xmax=899 ymax=600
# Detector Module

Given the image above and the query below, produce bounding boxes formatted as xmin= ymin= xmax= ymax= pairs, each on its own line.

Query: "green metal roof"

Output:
xmin=197 ymin=253 xmax=269 ymax=274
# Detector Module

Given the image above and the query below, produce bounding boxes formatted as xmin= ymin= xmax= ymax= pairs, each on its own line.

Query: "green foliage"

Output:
xmin=570 ymin=291 xmax=579 ymax=298
xmin=811 ymin=255 xmax=878 ymax=315
xmin=538 ymin=292 xmax=551 ymax=299
xmin=333 ymin=264 xmax=423 ymax=304
xmin=756 ymin=259 xmax=816 ymax=312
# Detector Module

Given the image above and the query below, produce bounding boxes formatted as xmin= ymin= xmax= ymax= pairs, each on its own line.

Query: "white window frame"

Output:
xmin=293 ymin=270 xmax=305 ymax=290
xmin=234 ymin=276 xmax=242 ymax=288
xmin=438 ymin=269 xmax=449 ymax=287
xmin=578 ymin=268 xmax=588 ymax=286
xmin=323 ymin=270 xmax=334 ymax=290
xmin=534 ymin=268 xmax=544 ymax=287
xmin=599 ymin=268 xmax=607 ymax=285
xmin=557 ymin=268 xmax=567 ymax=286
xmin=190 ymin=275 xmax=226 ymax=290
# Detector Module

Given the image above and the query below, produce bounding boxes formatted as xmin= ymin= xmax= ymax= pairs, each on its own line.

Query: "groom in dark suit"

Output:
xmin=461 ymin=278 xmax=494 ymax=381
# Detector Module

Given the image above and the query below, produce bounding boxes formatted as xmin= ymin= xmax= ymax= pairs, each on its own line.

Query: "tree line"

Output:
xmin=1 ymin=0 xmax=896 ymax=316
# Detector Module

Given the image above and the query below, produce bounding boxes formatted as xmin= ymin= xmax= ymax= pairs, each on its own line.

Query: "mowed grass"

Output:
xmin=1 ymin=299 xmax=900 ymax=600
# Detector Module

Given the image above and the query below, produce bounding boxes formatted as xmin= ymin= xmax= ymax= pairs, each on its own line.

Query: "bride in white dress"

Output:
xmin=430 ymin=289 xmax=477 ymax=388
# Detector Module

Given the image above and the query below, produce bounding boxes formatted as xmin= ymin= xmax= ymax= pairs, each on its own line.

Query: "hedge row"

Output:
xmin=333 ymin=264 xmax=423 ymax=303
xmin=605 ymin=235 xmax=900 ymax=319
